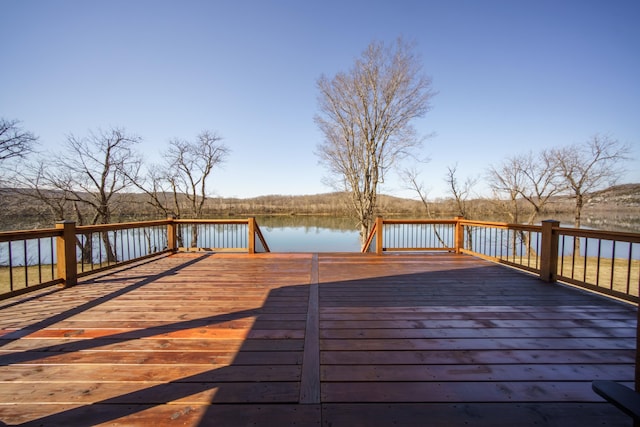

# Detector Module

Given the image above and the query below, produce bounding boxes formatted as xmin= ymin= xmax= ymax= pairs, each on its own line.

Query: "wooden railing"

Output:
xmin=362 ymin=217 xmax=460 ymax=253
xmin=0 ymin=218 xmax=270 ymax=300
xmin=0 ymin=227 xmax=61 ymax=297
xmin=554 ymin=226 xmax=640 ymax=303
xmin=3 ymin=216 xmax=638 ymax=303
xmin=363 ymin=217 xmax=640 ymax=303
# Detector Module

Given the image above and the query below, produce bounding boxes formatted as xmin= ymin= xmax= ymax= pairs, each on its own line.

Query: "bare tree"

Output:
xmin=401 ymin=167 xmax=436 ymax=218
xmin=517 ymin=151 xmax=564 ymax=225
xmin=488 ymin=150 xmax=564 ymax=258
xmin=170 ymin=134 xmax=225 ymax=215
xmin=400 ymin=167 xmax=449 ymax=247
xmin=129 ymin=162 xmax=179 ymax=219
xmin=11 ymin=158 xmax=73 ymax=221
xmin=142 ymin=131 xmax=229 ymax=247
xmin=55 ymin=128 xmax=142 ymax=225
xmin=45 ymin=128 xmax=142 ymax=262
xmin=445 ymin=164 xmax=477 ymax=218
xmin=551 ymin=134 xmax=630 ymax=228
xmin=487 ymin=155 xmax=526 ymax=223
xmin=315 ymin=38 xmax=435 ymax=246
xmin=488 ymin=151 xmax=562 ymax=224
xmin=0 ymin=118 xmax=37 ymax=162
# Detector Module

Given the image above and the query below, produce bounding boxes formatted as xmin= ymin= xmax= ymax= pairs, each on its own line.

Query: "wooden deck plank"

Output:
xmin=320 ymin=337 xmax=634 ymax=350
xmin=0 ymin=251 xmax=635 ymax=426
xmin=0 ymin=350 xmax=303 ymax=365
xmin=299 ymin=253 xmax=320 ymax=404
xmin=321 ymin=327 xmax=636 ymax=339
xmin=321 ymin=381 xmax=634 ymax=402
xmin=321 ymin=349 xmax=635 ymax=364
xmin=0 ymin=337 xmax=304 ymax=352
xmin=321 ymin=364 xmax=634 ymax=382
xmin=321 ymin=403 xmax=628 ymax=427
xmin=0 ymin=381 xmax=302 ymax=404
xmin=320 ymin=318 xmax=635 ymax=329
xmin=0 ymin=404 xmax=321 ymax=427
xmin=0 ymin=364 xmax=301 ymax=382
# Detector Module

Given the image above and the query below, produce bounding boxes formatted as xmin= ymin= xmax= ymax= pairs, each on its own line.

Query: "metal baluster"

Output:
xmin=8 ymin=241 xmax=14 ymax=291
xmin=23 ymin=239 xmax=28 ymax=288
xmin=609 ymin=240 xmax=616 ymax=291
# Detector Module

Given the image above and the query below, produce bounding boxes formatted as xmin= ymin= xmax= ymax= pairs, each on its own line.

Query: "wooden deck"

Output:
xmin=0 ymin=252 xmax=635 ymax=426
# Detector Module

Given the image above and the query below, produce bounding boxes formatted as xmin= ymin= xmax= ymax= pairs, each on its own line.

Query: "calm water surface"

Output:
xmin=257 ymin=216 xmax=361 ymax=252
xmin=254 ymin=213 xmax=640 ymax=252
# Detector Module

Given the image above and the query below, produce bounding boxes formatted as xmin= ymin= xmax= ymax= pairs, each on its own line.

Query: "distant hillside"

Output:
xmin=584 ymin=184 xmax=640 ymax=208
xmin=1 ymin=184 xmax=638 ymax=230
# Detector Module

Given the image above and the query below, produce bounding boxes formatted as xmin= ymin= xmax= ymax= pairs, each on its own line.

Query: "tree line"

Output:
xmin=1 ymin=122 xmax=228 ymax=226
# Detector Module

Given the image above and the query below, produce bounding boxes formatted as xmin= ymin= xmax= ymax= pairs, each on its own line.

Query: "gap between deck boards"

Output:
xmin=299 ymin=253 xmax=320 ymax=404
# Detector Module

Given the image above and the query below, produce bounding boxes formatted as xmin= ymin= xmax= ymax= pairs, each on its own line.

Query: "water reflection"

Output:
xmin=253 ymin=214 xmax=640 ymax=253
xmin=257 ymin=216 xmax=361 ymax=252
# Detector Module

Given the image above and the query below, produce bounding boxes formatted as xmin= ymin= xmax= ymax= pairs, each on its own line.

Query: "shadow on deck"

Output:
xmin=0 ymin=252 xmax=635 ymax=426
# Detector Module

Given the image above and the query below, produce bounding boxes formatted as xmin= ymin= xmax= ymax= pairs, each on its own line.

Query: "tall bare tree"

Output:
xmin=487 ymin=155 xmax=526 ymax=223
xmin=137 ymin=131 xmax=229 ymax=247
xmin=315 ymin=38 xmax=435 ymax=245
xmin=13 ymin=128 xmax=142 ymax=226
xmin=11 ymin=158 xmax=74 ymax=221
xmin=517 ymin=150 xmax=564 ymax=225
xmin=488 ymin=150 xmax=564 ymax=258
xmin=401 ymin=167 xmax=436 ymax=218
xmin=488 ymin=151 xmax=563 ymax=225
xmin=445 ymin=164 xmax=477 ymax=218
xmin=54 ymin=128 xmax=142 ymax=226
xmin=551 ymin=134 xmax=630 ymax=228
xmin=42 ymin=128 xmax=142 ymax=262
xmin=400 ymin=167 xmax=450 ymax=247
xmin=167 ymin=131 xmax=228 ymax=220
xmin=0 ymin=118 xmax=37 ymax=162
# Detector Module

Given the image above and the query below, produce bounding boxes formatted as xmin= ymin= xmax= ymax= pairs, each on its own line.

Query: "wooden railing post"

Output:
xmin=540 ymin=220 xmax=560 ymax=282
xmin=454 ymin=216 xmax=465 ymax=254
xmin=167 ymin=217 xmax=177 ymax=252
xmin=56 ymin=220 xmax=77 ymax=287
xmin=248 ymin=217 xmax=256 ymax=254
xmin=375 ymin=216 xmax=384 ymax=255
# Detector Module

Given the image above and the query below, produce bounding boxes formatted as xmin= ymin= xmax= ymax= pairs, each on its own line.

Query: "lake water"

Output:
xmin=255 ymin=213 xmax=640 ymax=252
xmin=256 ymin=216 xmax=362 ymax=252
xmin=1 ymin=213 xmax=638 ymax=258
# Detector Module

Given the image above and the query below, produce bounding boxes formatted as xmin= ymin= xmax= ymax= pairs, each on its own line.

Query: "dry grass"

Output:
xmin=0 ymin=264 xmax=58 ymax=295
xmin=0 ymin=260 xmax=132 ymax=295
xmin=494 ymin=253 xmax=639 ymax=298
xmin=558 ymin=256 xmax=640 ymax=297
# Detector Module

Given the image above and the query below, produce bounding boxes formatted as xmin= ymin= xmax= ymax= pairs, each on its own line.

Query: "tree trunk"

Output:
xmin=574 ymin=193 xmax=583 ymax=228
xmin=190 ymin=225 xmax=199 ymax=248
xmin=102 ymin=231 xmax=117 ymax=263
xmin=360 ymin=222 xmax=371 ymax=250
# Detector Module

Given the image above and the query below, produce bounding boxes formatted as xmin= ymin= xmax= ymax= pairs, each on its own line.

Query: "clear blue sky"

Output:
xmin=2 ymin=0 xmax=639 ymax=199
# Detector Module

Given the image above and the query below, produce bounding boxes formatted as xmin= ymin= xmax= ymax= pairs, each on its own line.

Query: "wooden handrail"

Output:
xmin=381 ymin=219 xmax=459 ymax=225
xmin=459 ymin=219 xmax=541 ymax=232
xmin=0 ymin=228 xmax=60 ymax=242
xmin=555 ymin=227 xmax=640 ymax=242
xmin=173 ymin=219 xmax=253 ymax=225
xmin=2 ymin=216 xmax=638 ymax=303
xmin=76 ymin=219 xmax=171 ymax=234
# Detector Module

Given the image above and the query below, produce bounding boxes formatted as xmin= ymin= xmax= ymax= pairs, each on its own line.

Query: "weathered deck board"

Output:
xmin=0 ymin=251 xmax=635 ymax=426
